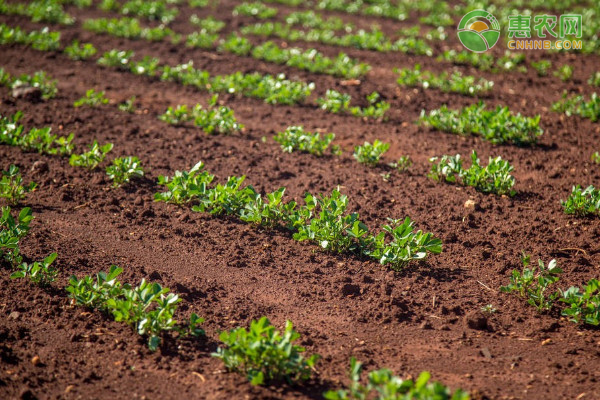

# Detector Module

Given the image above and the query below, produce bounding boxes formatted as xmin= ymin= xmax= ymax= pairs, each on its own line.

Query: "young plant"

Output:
xmin=291 ymin=189 xmax=371 ymax=254
xmin=324 ymin=357 xmax=469 ymax=400
xmin=239 ymin=187 xmax=292 ymax=227
xmin=192 ymin=96 xmax=244 ymax=135
xmin=561 ymin=185 xmax=600 ymax=217
xmin=553 ymin=64 xmax=573 ymax=82
xmin=389 ymin=155 xmax=412 ymax=172
xmin=106 ymin=156 xmax=145 ymax=186
xmin=420 ymin=102 xmax=543 ymax=146
xmin=592 ymin=151 xmax=600 ymax=164
xmin=233 ymin=2 xmax=278 ymax=19
xmin=212 ymin=317 xmax=319 ymax=385
xmin=369 ymin=217 xmax=443 ymax=270
xmin=350 ymin=92 xmax=390 ymax=120
xmin=118 ymin=96 xmax=137 ymax=113
xmin=589 ymin=72 xmax=600 ymax=87
xmin=74 ymin=89 xmax=109 ymax=107
xmin=120 ymin=0 xmax=178 ymax=24
xmin=500 ymin=254 xmax=562 ymax=312
xmin=531 ymin=60 xmax=552 ymax=77
xmin=97 ymin=49 xmax=134 ymax=70
xmin=551 ymin=92 xmax=600 ymax=122
xmin=274 ymin=126 xmax=340 ymax=156
xmin=64 ymin=40 xmax=97 ymax=60
xmin=189 ymin=15 xmax=225 ymax=33
xmin=66 ymin=265 xmax=204 ymax=351
xmin=429 ymin=151 xmax=516 ymax=196
xmin=0 ymin=206 xmax=33 ymax=267
xmin=10 ymin=253 xmax=58 ymax=286
xmin=11 ymin=71 xmax=58 ymax=100
xmin=560 ymin=279 xmax=600 ymax=326
xmin=395 ymin=65 xmax=494 ymax=96
xmin=186 ymin=30 xmax=219 ymax=49
xmin=353 ymin=140 xmax=390 ymax=167
xmin=69 ymin=141 xmax=114 ymax=170
xmin=0 ymin=165 xmax=37 ymax=205
xmin=154 ymin=161 xmax=215 ymax=204
xmin=317 ymin=89 xmax=351 ymax=113
xmin=159 ymin=104 xmax=192 ymax=125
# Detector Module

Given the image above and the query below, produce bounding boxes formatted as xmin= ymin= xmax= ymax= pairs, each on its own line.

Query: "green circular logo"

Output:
xmin=457 ymin=10 xmax=501 ymax=53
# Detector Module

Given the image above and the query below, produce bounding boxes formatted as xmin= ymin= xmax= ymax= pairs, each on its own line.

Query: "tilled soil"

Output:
xmin=1 ymin=1 xmax=600 ymax=399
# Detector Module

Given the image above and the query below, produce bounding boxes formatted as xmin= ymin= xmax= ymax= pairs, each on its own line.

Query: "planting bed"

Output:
xmin=1 ymin=1 xmax=600 ymax=399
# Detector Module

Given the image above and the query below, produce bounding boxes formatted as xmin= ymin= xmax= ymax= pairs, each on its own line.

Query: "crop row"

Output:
xmin=0 ymin=203 xmax=467 ymax=396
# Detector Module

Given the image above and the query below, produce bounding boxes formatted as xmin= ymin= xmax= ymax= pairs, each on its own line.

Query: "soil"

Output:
xmin=1 ymin=1 xmax=600 ymax=399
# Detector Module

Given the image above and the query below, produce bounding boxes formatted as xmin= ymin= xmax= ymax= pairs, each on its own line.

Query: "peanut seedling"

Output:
xmin=69 ymin=141 xmax=114 ymax=170
xmin=106 ymin=156 xmax=145 ymax=187
xmin=0 ymin=165 xmax=37 ymax=205
xmin=353 ymin=140 xmax=390 ymax=167
xmin=212 ymin=317 xmax=319 ymax=386
xmin=10 ymin=252 xmax=58 ymax=286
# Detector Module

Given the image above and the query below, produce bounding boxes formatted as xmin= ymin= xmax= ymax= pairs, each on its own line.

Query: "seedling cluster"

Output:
xmin=159 ymin=96 xmax=244 ymax=134
xmin=0 ymin=68 xmax=58 ymax=100
xmin=213 ymin=317 xmax=318 ymax=385
xmin=0 ymin=165 xmax=36 ymax=205
xmin=155 ymin=163 xmax=441 ymax=270
xmin=74 ymin=89 xmax=109 ymax=107
xmin=561 ymin=185 xmax=600 ymax=217
xmin=67 ymin=265 xmax=204 ymax=351
xmin=318 ymin=90 xmax=390 ymax=119
xmin=106 ymin=156 xmax=145 ymax=187
xmin=552 ymin=92 xmax=600 ymax=122
xmin=1 ymin=111 xmax=74 ymax=156
xmin=396 ymin=65 xmax=494 ymax=96
xmin=69 ymin=140 xmax=114 ymax=170
xmin=429 ymin=151 xmax=516 ymax=196
xmin=274 ymin=126 xmax=340 ymax=156
xmin=353 ymin=140 xmax=390 ymax=167
xmin=324 ymin=357 xmax=469 ymax=400
xmin=420 ymin=102 xmax=543 ymax=146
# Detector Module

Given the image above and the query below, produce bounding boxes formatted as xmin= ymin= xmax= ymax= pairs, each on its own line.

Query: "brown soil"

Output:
xmin=1 ymin=1 xmax=600 ymax=400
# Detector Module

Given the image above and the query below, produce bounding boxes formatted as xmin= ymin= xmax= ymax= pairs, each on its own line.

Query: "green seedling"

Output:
xmin=212 ymin=317 xmax=319 ymax=385
xmin=66 ymin=265 xmax=204 ymax=351
xmin=239 ymin=187 xmax=293 ymax=227
xmin=69 ymin=141 xmax=114 ymax=170
xmin=429 ymin=151 xmax=516 ymax=196
xmin=561 ymin=185 xmax=600 ymax=217
xmin=10 ymin=71 xmax=58 ymax=100
xmin=159 ymin=104 xmax=192 ymax=125
xmin=0 ymin=206 xmax=33 ymax=267
xmin=10 ymin=252 xmax=58 ymax=286
xmin=274 ymin=126 xmax=340 ymax=156
xmin=0 ymin=23 xmax=61 ymax=51
xmin=369 ymin=217 xmax=443 ymax=270
xmin=481 ymin=304 xmax=497 ymax=314
xmin=186 ymin=30 xmax=219 ymax=49
xmin=74 ymin=89 xmax=109 ymax=107
xmin=353 ymin=140 xmax=390 ymax=167
xmin=98 ymin=49 xmax=135 ymax=70
xmin=389 ymin=155 xmax=412 ymax=172
xmin=531 ymin=60 xmax=551 ymax=77
xmin=592 ymin=151 xmax=600 ymax=164
xmin=193 ymin=96 xmax=243 ymax=135
xmin=420 ymin=102 xmax=543 ymax=146
xmin=0 ymin=165 xmax=36 ymax=205
xmin=553 ymin=64 xmax=573 ymax=82
xmin=118 ymin=96 xmax=137 ymax=113
xmin=501 ymin=254 xmax=562 ymax=312
xmin=121 ymin=0 xmax=178 ymax=24
xmin=130 ymin=56 xmax=160 ymax=76
xmin=349 ymin=92 xmax=390 ymax=119
xmin=395 ymin=64 xmax=494 ymax=96
xmin=233 ymin=2 xmax=278 ymax=19
xmin=155 ymin=161 xmax=215 ymax=204
xmin=589 ymin=72 xmax=600 ymax=87
xmin=551 ymin=92 xmax=600 ymax=122
xmin=560 ymin=279 xmax=600 ymax=325
xmin=189 ymin=15 xmax=225 ymax=33
xmin=64 ymin=40 xmax=97 ymax=60
xmin=106 ymin=156 xmax=145 ymax=187
xmin=317 ymin=89 xmax=351 ymax=113
xmin=324 ymin=357 xmax=469 ymax=400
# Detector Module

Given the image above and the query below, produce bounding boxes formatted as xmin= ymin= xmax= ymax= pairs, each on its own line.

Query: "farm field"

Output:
xmin=1 ymin=0 xmax=600 ymax=399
